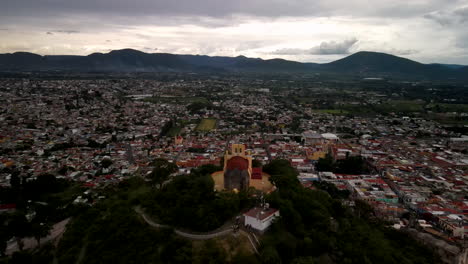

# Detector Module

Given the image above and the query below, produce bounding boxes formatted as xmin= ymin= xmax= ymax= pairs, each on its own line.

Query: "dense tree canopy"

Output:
xmin=0 ymin=161 xmax=439 ymax=264
xmin=144 ymin=164 xmax=254 ymax=231
xmin=259 ymin=159 xmax=439 ymax=264
xmin=317 ymin=154 xmax=370 ymax=175
xmin=148 ymin=158 xmax=178 ymax=186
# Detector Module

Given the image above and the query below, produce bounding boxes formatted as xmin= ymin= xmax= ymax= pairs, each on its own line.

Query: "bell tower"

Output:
xmin=223 ymin=144 xmax=252 ymax=191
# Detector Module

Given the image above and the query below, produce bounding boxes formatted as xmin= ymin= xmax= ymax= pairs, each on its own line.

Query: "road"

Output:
xmin=135 ymin=207 xmax=233 ymax=240
xmin=6 ymin=218 xmax=70 ymax=255
xmin=125 ymin=143 xmax=135 ymax=164
xmin=135 ymin=206 xmax=260 ymax=254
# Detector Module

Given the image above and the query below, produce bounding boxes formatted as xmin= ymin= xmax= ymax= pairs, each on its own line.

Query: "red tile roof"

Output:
xmin=244 ymin=207 xmax=278 ymax=221
xmin=226 ymin=156 xmax=249 ymax=170
xmin=252 ymin=167 xmax=262 ymax=180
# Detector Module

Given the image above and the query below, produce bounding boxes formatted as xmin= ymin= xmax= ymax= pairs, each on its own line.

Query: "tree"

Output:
xmin=260 ymin=246 xmax=281 ymax=264
xmin=148 ymin=158 xmax=178 ymax=186
xmin=31 ymin=220 xmax=51 ymax=247
xmin=9 ymin=213 xmax=31 ymax=251
xmin=354 ymin=200 xmax=374 ymax=219
xmin=101 ymin=157 xmax=113 ymax=169
xmin=316 ymin=154 xmax=334 ymax=172
xmin=335 ymin=156 xmax=368 ymax=175
xmin=190 ymin=164 xmax=221 ymax=176
xmin=0 ymin=217 xmax=10 ymax=257
xmin=264 ymin=159 xmax=300 ymax=193
xmin=10 ymin=172 xmax=21 ymax=189
xmin=194 ymin=240 xmax=226 ymax=264
xmin=291 ymin=256 xmax=317 ymax=264
xmin=35 ymin=173 xmax=59 ymax=193
xmin=252 ymin=159 xmax=262 ymax=168
xmin=187 ymin=101 xmax=214 ymax=113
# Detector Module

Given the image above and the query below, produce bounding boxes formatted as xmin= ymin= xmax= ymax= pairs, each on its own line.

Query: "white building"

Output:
xmin=244 ymin=207 xmax=280 ymax=232
xmin=321 ymin=133 xmax=339 ymax=141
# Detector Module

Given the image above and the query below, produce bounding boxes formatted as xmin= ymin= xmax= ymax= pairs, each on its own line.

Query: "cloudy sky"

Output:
xmin=1 ymin=0 xmax=468 ymax=64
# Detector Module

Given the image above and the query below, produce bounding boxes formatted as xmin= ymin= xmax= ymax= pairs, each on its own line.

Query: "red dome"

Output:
xmin=226 ymin=156 xmax=249 ymax=170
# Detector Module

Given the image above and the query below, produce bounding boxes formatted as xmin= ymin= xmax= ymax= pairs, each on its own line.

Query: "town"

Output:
xmin=0 ymin=74 xmax=467 ymax=263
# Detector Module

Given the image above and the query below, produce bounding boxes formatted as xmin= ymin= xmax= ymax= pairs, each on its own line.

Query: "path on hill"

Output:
xmin=135 ymin=207 xmax=260 ymax=254
xmin=134 ymin=207 xmax=234 ymax=240
xmin=6 ymin=218 xmax=70 ymax=256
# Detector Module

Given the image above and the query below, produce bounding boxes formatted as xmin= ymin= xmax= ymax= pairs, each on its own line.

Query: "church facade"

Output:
xmin=223 ymin=144 xmax=252 ymax=191
xmin=211 ymin=144 xmax=274 ymax=192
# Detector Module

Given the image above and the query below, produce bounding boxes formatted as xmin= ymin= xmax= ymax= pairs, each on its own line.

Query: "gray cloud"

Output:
xmin=392 ymin=49 xmax=418 ymax=56
xmin=2 ymin=0 xmax=460 ymax=20
xmin=369 ymin=48 xmax=418 ymax=56
xmin=272 ymin=38 xmax=358 ymax=55
xmin=44 ymin=30 xmax=81 ymax=35
xmin=2 ymin=0 xmax=319 ymax=19
xmin=455 ymin=32 xmax=468 ymax=48
xmin=310 ymin=38 xmax=358 ymax=55
xmin=142 ymin=47 xmax=158 ymax=52
xmin=235 ymin=41 xmax=266 ymax=52
xmin=424 ymin=5 xmax=468 ymax=25
xmin=424 ymin=12 xmax=453 ymax=25
xmin=53 ymin=30 xmax=80 ymax=34
xmin=454 ymin=6 xmax=468 ymax=22
xmin=1 ymin=0 xmax=468 ymax=64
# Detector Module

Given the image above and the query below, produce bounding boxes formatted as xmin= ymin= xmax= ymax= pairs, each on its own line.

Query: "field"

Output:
xmin=375 ymin=100 xmax=425 ymax=113
xmin=166 ymin=127 xmax=182 ymax=137
xmin=311 ymin=109 xmax=350 ymax=115
xmin=195 ymin=118 xmax=217 ymax=131
xmin=144 ymin=96 xmax=209 ymax=104
xmin=426 ymin=103 xmax=468 ymax=113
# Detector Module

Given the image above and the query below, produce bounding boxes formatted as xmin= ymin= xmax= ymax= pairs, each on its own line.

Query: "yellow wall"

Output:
xmin=309 ymin=151 xmax=327 ymax=161
xmin=211 ymin=143 xmax=275 ymax=192
xmin=223 ymin=144 xmax=252 ymax=178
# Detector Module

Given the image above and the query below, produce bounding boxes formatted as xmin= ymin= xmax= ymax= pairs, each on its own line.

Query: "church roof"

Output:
xmin=226 ymin=156 xmax=249 ymax=170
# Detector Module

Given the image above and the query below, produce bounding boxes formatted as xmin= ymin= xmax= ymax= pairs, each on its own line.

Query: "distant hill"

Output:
xmin=430 ymin=63 xmax=465 ymax=69
xmin=321 ymin=51 xmax=465 ymax=80
xmin=323 ymin=51 xmax=424 ymax=74
xmin=0 ymin=49 xmax=466 ymax=80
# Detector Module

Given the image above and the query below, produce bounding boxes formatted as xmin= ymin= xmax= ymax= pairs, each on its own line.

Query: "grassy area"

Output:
xmin=338 ymin=104 xmax=376 ymax=115
xmin=294 ymin=97 xmax=314 ymax=104
xmin=144 ymin=96 xmax=209 ymax=105
xmin=196 ymin=118 xmax=217 ymax=131
xmin=192 ymin=235 xmax=255 ymax=262
xmin=48 ymin=182 xmax=85 ymax=206
xmin=167 ymin=126 xmax=182 ymax=137
xmin=311 ymin=101 xmax=425 ymax=116
xmin=376 ymin=100 xmax=425 ymax=113
xmin=427 ymin=103 xmax=468 ymax=113
xmin=311 ymin=109 xmax=350 ymax=115
xmin=127 ymin=184 xmax=151 ymax=202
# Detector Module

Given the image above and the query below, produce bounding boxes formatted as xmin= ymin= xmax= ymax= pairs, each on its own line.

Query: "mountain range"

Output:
xmin=1 ymin=49 xmax=467 ymax=80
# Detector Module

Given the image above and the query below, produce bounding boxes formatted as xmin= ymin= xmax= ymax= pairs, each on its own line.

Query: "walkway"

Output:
xmin=134 ymin=207 xmax=233 ymax=240
xmin=135 ymin=207 xmax=260 ymax=254
xmin=6 ymin=218 xmax=71 ymax=255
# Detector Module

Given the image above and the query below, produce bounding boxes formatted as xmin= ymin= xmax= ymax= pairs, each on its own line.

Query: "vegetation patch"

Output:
xmin=260 ymin=159 xmax=440 ymax=264
xmin=196 ymin=118 xmax=217 ymax=131
xmin=144 ymin=96 xmax=209 ymax=105
xmin=142 ymin=164 xmax=254 ymax=232
xmin=166 ymin=126 xmax=182 ymax=137
xmin=311 ymin=109 xmax=350 ymax=115
xmin=426 ymin=103 xmax=468 ymax=113
xmin=376 ymin=100 xmax=425 ymax=113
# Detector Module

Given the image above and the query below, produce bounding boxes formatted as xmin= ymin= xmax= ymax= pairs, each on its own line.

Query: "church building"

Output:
xmin=211 ymin=144 xmax=274 ymax=192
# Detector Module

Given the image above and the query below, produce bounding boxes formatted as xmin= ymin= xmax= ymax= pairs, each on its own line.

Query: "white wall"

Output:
xmin=244 ymin=211 xmax=280 ymax=231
